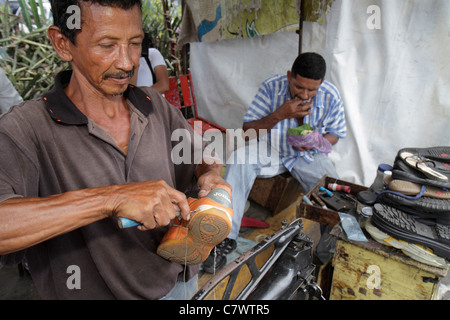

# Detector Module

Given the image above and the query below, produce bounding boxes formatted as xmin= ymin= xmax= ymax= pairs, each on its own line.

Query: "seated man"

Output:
xmin=0 ymin=0 xmax=230 ymax=300
xmin=203 ymin=52 xmax=347 ymax=273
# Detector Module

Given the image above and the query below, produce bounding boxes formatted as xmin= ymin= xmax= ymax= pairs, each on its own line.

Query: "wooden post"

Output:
xmin=298 ymin=0 xmax=305 ymax=55
xmin=180 ymin=0 xmax=190 ymax=74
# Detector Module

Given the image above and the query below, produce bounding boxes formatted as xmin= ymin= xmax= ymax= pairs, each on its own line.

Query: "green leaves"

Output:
xmin=0 ymin=0 xmax=183 ymax=100
xmin=288 ymin=124 xmax=314 ymax=136
xmin=141 ymin=0 xmax=183 ymax=76
xmin=0 ymin=1 xmax=69 ymax=100
xmin=17 ymin=0 xmax=33 ymax=31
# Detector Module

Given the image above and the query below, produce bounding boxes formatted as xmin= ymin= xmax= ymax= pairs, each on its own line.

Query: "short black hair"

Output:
xmin=291 ymin=52 xmax=327 ymax=80
xmin=50 ymin=0 xmax=142 ymax=44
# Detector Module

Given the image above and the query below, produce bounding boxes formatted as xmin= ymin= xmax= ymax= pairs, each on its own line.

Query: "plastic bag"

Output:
xmin=288 ymin=131 xmax=333 ymax=154
xmin=338 ymin=212 xmax=368 ymax=242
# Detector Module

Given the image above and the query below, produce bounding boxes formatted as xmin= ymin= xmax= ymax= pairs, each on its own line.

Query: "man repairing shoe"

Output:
xmin=157 ymin=184 xmax=233 ymax=266
xmin=203 ymin=53 xmax=347 ymax=273
xmin=0 ymin=0 xmax=230 ymax=300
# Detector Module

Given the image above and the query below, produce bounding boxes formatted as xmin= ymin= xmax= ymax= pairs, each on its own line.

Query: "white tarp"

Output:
xmin=190 ymin=0 xmax=450 ymax=186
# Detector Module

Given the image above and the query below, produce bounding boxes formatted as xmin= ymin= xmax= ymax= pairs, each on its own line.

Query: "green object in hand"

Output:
xmin=288 ymin=124 xmax=314 ymax=136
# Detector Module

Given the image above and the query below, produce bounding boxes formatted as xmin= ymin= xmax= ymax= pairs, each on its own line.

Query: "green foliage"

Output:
xmin=0 ymin=0 xmax=70 ymax=100
xmin=141 ymin=0 xmax=184 ymax=76
xmin=0 ymin=0 xmax=184 ymax=100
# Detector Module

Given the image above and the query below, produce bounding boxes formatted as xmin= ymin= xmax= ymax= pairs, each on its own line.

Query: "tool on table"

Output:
xmin=316 ymin=187 xmax=357 ymax=213
xmin=327 ymin=183 xmax=351 ymax=194
xmin=311 ymin=192 xmax=327 ymax=209
xmin=319 ymin=186 xmax=333 ymax=197
xmin=302 ymin=195 xmax=313 ymax=205
xmin=318 ymin=193 xmax=348 ymax=212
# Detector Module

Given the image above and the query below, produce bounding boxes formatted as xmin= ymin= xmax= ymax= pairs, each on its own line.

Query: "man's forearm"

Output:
xmin=0 ymin=188 xmax=111 ymax=255
xmin=195 ymin=161 xmax=223 ymax=179
xmin=324 ymin=133 xmax=339 ymax=146
xmin=242 ymin=112 xmax=282 ymax=140
xmin=0 ymin=179 xmax=194 ymax=253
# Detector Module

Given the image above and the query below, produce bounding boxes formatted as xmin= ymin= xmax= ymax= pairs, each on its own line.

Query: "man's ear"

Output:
xmin=47 ymin=26 xmax=73 ymax=62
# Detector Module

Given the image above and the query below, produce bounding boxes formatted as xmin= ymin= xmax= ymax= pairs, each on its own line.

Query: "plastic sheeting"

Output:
xmin=190 ymin=0 xmax=450 ymax=185
xmin=178 ymin=0 xmax=300 ymax=46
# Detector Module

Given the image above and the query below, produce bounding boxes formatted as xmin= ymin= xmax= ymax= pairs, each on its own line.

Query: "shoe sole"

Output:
xmin=393 ymin=160 xmax=450 ymax=189
xmin=379 ymin=192 xmax=450 ymax=225
xmin=389 ymin=179 xmax=450 ymax=199
xmin=400 ymin=147 xmax=450 ymax=162
xmin=400 ymin=152 xmax=448 ymax=182
xmin=371 ymin=203 xmax=450 ymax=260
xmin=157 ymin=207 xmax=232 ymax=265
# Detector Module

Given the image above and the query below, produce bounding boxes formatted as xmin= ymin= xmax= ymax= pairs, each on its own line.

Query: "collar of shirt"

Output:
xmin=43 ymin=70 xmax=154 ymax=125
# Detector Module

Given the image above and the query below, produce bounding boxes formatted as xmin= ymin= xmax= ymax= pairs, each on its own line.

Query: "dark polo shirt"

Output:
xmin=0 ymin=71 xmax=203 ymax=299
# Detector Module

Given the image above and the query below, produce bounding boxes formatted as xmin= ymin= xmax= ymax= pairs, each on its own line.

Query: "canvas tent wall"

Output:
xmin=182 ymin=0 xmax=450 ymax=185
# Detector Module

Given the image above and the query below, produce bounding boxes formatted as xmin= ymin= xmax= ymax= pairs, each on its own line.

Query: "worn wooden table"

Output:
xmin=327 ymin=225 xmax=448 ymax=300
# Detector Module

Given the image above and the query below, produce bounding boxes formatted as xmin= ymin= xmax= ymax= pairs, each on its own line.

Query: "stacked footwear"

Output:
xmin=365 ymin=219 xmax=449 ymax=268
xmin=370 ymin=146 xmax=450 ymax=262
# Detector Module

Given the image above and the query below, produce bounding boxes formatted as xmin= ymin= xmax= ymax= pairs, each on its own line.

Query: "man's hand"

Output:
xmin=106 ymin=180 xmax=190 ymax=231
xmin=242 ymin=98 xmax=314 ymax=140
xmin=294 ymin=145 xmax=314 ymax=152
xmin=293 ymin=133 xmax=339 ymax=152
xmin=0 ymin=180 xmax=192 ymax=253
xmin=195 ymin=162 xmax=231 ymax=199
xmin=197 ymin=171 xmax=231 ymax=199
xmin=275 ymin=98 xmax=313 ymax=121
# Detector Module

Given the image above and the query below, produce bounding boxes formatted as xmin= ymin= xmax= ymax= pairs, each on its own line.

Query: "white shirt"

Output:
xmin=0 ymin=69 xmax=23 ymax=114
xmin=136 ymin=48 xmax=167 ymax=87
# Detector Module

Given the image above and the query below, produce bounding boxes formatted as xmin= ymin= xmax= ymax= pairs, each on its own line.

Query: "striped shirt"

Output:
xmin=244 ymin=74 xmax=347 ymax=169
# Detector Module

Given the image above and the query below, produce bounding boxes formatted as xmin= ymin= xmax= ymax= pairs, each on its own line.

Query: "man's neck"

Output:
xmin=64 ymin=75 xmax=129 ymax=121
xmin=64 ymin=76 xmax=131 ymax=154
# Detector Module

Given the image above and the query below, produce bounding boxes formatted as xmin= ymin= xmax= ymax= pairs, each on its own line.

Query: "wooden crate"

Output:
xmin=248 ymin=172 xmax=304 ymax=216
xmin=329 ymin=227 xmax=447 ymax=300
xmin=297 ymin=175 xmax=367 ymax=226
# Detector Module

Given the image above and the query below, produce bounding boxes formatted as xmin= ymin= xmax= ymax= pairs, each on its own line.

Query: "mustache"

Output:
xmin=104 ymin=69 xmax=135 ymax=80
